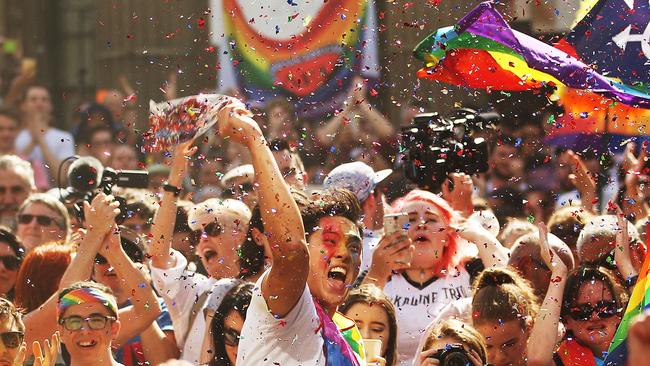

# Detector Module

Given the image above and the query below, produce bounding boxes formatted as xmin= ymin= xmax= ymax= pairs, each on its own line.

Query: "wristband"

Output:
xmin=163 ymin=183 xmax=182 ymax=197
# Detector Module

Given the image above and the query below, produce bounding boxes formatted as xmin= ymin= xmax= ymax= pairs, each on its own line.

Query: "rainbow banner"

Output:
xmin=413 ymin=2 xmax=650 ymax=108
xmin=545 ymin=0 xmax=650 ymax=153
xmin=604 ymin=232 xmax=650 ymax=365
xmin=209 ymin=0 xmax=379 ymax=118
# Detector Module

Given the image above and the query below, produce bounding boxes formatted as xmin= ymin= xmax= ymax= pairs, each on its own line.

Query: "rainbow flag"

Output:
xmin=604 ymin=238 xmax=650 ymax=365
xmin=209 ymin=0 xmax=380 ymax=118
xmin=413 ymin=2 xmax=650 ymax=108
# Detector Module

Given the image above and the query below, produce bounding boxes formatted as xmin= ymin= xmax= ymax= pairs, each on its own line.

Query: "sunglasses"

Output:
xmin=0 ymin=255 xmax=20 ymax=271
xmin=223 ymin=328 xmax=241 ymax=347
xmin=60 ymin=314 xmax=116 ymax=331
xmin=0 ymin=186 xmax=25 ymax=195
xmin=199 ymin=222 xmax=224 ymax=238
xmin=17 ymin=214 xmax=63 ymax=228
xmin=0 ymin=331 xmax=24 ymax=349
xmin=567 ymin=300 xmax=620 ymax=321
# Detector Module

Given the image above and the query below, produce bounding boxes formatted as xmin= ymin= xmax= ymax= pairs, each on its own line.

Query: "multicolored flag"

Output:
xmin=209 ymin=0 xmax=380 ymax=118
xmin=604 ymin=233 xmax=650 ymax=365
xmin=413 ymin=1 xmax=650 ymax=108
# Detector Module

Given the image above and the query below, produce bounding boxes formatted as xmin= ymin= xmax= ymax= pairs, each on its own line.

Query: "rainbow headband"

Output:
xmin=57 ymin=287 xmax=118 ymax=321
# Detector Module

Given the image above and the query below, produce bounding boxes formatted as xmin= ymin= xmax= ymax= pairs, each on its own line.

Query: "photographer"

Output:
xmin=416 ymin=319 xmax=487 ymax=366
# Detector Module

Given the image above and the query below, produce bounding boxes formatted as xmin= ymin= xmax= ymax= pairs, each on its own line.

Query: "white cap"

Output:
xmin=323 ymin=162 xmax=392 ymax=202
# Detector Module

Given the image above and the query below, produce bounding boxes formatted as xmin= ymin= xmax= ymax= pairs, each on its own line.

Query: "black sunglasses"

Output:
xmin=567 ymin=300 xmax=620 ymax=321
xmin=0 ymin=331 xmax=24 ymax=349
xmin=0 ymin=255 xmax=20 ymax=271
xmin=17 ymin=214 xmax=63 ymax=228
xmin=223 ymin=328 xmax=241 ymax=347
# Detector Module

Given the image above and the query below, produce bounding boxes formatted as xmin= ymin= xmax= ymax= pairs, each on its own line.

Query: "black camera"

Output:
xmin=61 ymin=157 xmax=149 ymax=224
xmin=429 ymin=344 xmax=471 ymax=366
xmin=400 ymin=108 xmax=498 ymax=191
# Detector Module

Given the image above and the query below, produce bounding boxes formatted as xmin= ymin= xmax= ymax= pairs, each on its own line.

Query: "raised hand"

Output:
xmin=216 ymin=101 xmax=264 ymax=147
xmin=442 ymin=173 xmax=474 ymax=217
xmin=615 ymin=205 xmax=638 ymax=279
xmin=11 ymin=342 xmax=26 ymax=366
xmin=32 ymin=332 xmax=60 ymax=366
xmin=83 ymin=193 xmax=121 ymax=237
xmin=538 ymin=222 xmax=568 ymax=275
xmin=567 ymin=150 xmax=597 ymax=212
xmin=628 ymin=311 xmax=650 ymax=366
xmin=365 ymin=231 xmax=413 ymax=288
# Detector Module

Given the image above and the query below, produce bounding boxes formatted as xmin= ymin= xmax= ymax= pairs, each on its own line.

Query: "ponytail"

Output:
xmin=471 ymin=267 xmax=539 ymax=327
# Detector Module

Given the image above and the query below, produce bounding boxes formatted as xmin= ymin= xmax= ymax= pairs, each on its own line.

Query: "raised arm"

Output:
xmin=149 ymin=141 xmax=197 ymax=269
xmin=23 ymin=194 xmax=119 ymax=353
xmin=527 ymin=223 xmax=569 ymax=366
xmin=567 ymin=150 xmax=597 ymax=214
xmin=217 ymin=102 xmax=308 ymax=317
xmin=99 ymin=226 xmax=162 ymax=346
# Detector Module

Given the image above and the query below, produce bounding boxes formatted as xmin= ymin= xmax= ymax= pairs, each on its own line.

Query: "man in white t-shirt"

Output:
xmin=210 ymin=103 xmax=366 ymax=366
xmin=14 ymin=85 xmax=75 ymax=189
xmin=324 ymin=161 xmax=392 ymax=274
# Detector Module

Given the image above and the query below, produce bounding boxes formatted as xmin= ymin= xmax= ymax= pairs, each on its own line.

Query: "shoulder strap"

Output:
xmin=184 ymin=290 xmax=211 ymax=343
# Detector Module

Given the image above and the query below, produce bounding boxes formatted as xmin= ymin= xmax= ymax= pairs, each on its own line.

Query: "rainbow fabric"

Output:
xmin=57 ymin=287 xmax=118 ymax=320
xmin=413 ymin=2 xmax=650 ymax=108
xmin=215 ymin=0 xmax=379 ymax=118
xmin=603 ymin=232 xmax=650 ymax=365
xmin=313 ymin=299 xmax=364 ymax=366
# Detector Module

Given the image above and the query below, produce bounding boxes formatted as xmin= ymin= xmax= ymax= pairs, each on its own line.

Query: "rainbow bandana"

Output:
xmin=57 ymin=287 xmax=118 ymax=321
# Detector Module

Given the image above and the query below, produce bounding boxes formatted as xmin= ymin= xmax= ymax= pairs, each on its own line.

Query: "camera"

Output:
xmin=429 ymin=344 xmax=471 ymax=366
xmin=400 ymin=108 xmax=498 ymax=191
xmin=60 ymin=157 xmax=149 ymax=224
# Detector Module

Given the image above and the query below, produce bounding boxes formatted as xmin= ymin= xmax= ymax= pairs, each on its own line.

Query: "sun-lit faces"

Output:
xmin=402 ymin=201 xmax=448 ymax=270
xmin=475 ymin=320 xmax=528 ymax=366
xmin=58 ymin=302 xmax=119 ymax=363
xmin=344 ymin=302 xmax=390 ymax=357
xmin=307 ymin=216 xmax=361 ymax=309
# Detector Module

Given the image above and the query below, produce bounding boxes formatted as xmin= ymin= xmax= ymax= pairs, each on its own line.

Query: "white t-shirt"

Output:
xmin=383 ymin=267 xmax=472 ymax=365
xmin=150 ymin=249 xmax=236 ymax=364
xmin=237 ymin=270 xmax=326 ymax=366
xmin=15 ymin=128 xmax=75 ymax=163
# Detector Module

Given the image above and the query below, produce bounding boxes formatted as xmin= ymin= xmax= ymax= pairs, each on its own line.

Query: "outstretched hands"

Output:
xmin=83 ymin=193 xmax=121 ymax=240
xmin=13 ymin=332 xmax=60 ymax=366
xmin=538 ymin=222 xmax=568 ymax=276
xmin=216 ymin=100 xmax=263 ymax=147
xmin=566 ymin=150 xmax=597 ymax=212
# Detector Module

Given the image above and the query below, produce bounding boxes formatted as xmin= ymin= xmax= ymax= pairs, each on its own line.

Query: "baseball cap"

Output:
xmin=323 ymin=162 xmax=392 ymax=202
xmin=187 ymin=198 xmax=251 ymax=232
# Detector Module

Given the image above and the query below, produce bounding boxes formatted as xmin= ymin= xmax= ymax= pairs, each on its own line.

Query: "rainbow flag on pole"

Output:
xmin=604 ymin=242 xmax=650 ymax=365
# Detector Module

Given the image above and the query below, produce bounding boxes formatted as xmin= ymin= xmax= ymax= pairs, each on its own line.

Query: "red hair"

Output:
xmin=14 ymin=242 xmax=73 ymax=312
xmin=391 ymin=189 xmax=473 ymax=275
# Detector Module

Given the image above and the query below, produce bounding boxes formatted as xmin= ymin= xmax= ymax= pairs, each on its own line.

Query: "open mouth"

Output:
xmin=414 ymin=235 xmax=428 ymax=243
xmin=77 ymin=340 xmax=97 ymax=348
xmin=327 ymin=266 xmax=348 ymax=291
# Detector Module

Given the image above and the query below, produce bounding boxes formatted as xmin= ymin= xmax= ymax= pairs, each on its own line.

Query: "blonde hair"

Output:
xmin=471 ymin=267 xmax=539 ymax=328
xmin=423 ymin=319 xmax=488 ymax=364
xmin=0 ymin=155 xmax=35 ymax=190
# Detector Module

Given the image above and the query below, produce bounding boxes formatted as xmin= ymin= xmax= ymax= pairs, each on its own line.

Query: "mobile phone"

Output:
xmin=383 ymin=213 xmax=409 ymax=235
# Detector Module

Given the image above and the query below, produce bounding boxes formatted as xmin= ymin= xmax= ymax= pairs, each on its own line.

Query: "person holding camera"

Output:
xmin=416 ymin=319 xmax=487 ymax=366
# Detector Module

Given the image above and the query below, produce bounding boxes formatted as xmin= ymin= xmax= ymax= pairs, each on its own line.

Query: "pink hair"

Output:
xmin=391 ymin=189 xmax=473 ymax=275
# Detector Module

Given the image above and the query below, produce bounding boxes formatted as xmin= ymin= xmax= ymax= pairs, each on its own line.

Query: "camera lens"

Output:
xmin=443 ymin=351 xmax=471 ymax=366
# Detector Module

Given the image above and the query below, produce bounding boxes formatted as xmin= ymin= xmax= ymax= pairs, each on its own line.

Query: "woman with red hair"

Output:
xmin=13 ymin=242 xmax=73 ymax=312
xmin=364 ymin=188 xmax=508 ymax=365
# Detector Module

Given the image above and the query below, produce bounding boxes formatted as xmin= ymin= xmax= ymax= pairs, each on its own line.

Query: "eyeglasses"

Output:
xmin=0 ymin=255 xmax=20 ymax=271
xmin=60 ymin=314 xmax=116 ymax=331
xmin=223 ymin=328 xmax=241 ymax=347
xmin=567 ymin=300 xmax=621 ymax=321
xmin=17 ymin=214 xmax=63 ymax=228
xmin=0 ymin=331 xmax=24 ymax=349
xmin=0 ymin=186 xmax=26 ymax=195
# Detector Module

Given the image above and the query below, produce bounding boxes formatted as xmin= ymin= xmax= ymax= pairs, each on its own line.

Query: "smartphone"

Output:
xmin=383 ymin=212 xmax=409 ymax=235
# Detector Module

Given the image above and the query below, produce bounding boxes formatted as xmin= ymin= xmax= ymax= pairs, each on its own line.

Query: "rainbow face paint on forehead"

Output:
xmin=57 ymin=287 xmax=118 ymax=321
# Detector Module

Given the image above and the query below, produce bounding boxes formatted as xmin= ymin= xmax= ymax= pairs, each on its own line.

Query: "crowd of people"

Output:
xmin=0 ymin=70 xmax=650 ymax=366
